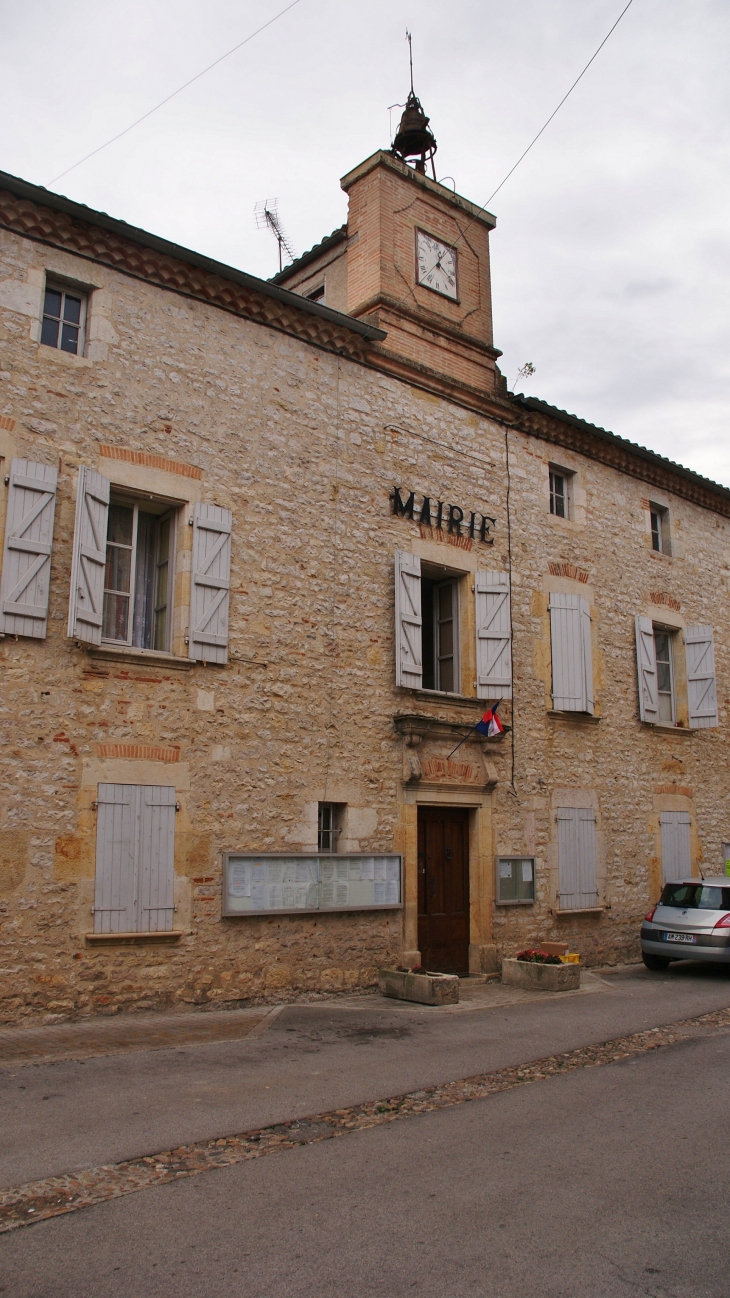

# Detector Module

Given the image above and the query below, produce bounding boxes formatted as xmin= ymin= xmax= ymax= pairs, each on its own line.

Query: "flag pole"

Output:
xmin=446 ymin=723 xmax=480 ymax=761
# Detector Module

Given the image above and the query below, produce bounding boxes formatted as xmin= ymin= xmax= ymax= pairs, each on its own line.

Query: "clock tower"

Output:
xmin=272 ymin=94 xmax=504 ymax=415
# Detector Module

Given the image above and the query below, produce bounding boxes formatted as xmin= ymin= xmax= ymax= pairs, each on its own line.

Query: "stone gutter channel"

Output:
xmin=2 ymin=1003 xmax=730 ymax=1235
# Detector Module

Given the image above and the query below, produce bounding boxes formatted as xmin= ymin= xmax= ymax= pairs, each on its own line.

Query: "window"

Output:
xmin=103 ymin=498 xmax=174 ymax=650
xmin=318 ymin=803 xmax=345 ymax=852
xmin=654 ymin=630 xmax=675 ymax=725
xmin=649 ymin=503 xmax=671 ymax=554
xmin=422 ymin=574 xmax=459 ymax=692
xmin=94 ymin=784 xmax=176 ymax=933
xmin=41 ymin=283 xmax=86 ymax=355
xmin=549 ymin=466 xmax=572 ymax=519
xmin=557 ymin=807 xmax=598 ymax=911
xmin=496 ymin=857 xmax=535 ymax=905
xmin=659 ymin=811 xmax=691 ymax=884
xmin=549 ymin=592 xmax=594 ymax=714
xmin=307 ymin=285 xmax=325 ymax=305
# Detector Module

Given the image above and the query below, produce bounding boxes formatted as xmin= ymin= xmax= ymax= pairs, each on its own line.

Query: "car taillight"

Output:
xmin=713 ymin=913 xmax=730 ymax=929
xmin=645 ymin=905 xmax=658 ymax=921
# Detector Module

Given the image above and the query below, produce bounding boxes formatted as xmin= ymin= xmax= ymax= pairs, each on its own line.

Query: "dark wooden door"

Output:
xmin=417 ymin=807 xmax=470 ymax=974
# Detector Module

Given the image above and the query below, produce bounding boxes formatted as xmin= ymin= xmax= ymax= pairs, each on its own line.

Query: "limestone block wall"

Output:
xmin=0 ymin=222 xmax=728 ymax=1021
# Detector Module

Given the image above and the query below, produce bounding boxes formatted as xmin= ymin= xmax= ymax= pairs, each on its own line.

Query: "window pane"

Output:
xmin=107 ymin=505 xmax=134 ymax=546
xmin=40 ymin=317 xmax=60 ymax=348
xmin=102 ymin=591 xmax=130 ymax=641
xmin=63 ymin=294 xmax=82 ymax=325
xmin=43 ymin=289 xmax=62 ymax=318
xmin=60 ymin=323 xmax=79 ymax=354
xmin=105 ymin=544 xmax=132 ymax=593
xmin=439 ymin=657 xmax=455 ymax=693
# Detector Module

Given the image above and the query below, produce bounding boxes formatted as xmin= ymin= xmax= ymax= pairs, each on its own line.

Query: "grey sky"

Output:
xmin=2 ymin=1 xmax=729 ymax=482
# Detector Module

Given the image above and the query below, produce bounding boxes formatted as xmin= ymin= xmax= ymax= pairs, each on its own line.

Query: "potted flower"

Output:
xmin=501 ymin=947 xmax=581 ymax=991
xmin=378 ymin=964 xmax=460 ymax=1005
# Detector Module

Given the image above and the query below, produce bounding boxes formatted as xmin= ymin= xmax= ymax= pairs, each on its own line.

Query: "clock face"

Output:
xmin=416 ymin=230 xmax=458 ymax=300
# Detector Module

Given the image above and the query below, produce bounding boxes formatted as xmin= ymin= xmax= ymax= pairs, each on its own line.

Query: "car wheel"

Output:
xmin=642 ymin=952 xmax=671 ymax=971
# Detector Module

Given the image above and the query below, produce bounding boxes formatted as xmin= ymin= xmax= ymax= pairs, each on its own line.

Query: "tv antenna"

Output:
xmin=254 ymin=199 xmax=296 ymax=273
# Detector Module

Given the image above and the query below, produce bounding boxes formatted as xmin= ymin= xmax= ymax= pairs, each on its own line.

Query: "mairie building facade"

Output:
xmin=0 ymin=131 xmax=728 ymax=1022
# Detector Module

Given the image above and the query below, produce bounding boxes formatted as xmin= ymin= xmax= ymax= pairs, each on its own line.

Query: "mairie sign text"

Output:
xmin=392 ymin=487 xmax=496 ymax=545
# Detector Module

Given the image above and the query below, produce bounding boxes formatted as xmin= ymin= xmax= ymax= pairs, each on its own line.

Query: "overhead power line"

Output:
xmin=48 ymin=0 xmax=305 ymax=186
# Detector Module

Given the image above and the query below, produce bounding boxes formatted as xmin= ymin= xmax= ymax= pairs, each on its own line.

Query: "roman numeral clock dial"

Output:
xmin=416 ymin=230 xmax=458 ymax=301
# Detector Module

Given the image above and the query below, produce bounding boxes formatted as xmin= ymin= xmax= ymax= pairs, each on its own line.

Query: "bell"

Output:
xmin=392 ymin=91 xmax=437 ymax=174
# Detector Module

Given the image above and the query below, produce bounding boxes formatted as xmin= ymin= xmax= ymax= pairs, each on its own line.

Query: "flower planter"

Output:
xmin=378 ymin=968 xmax=460 ymax=1006
xmin=501 ymin=957 xmax=580 ymax=992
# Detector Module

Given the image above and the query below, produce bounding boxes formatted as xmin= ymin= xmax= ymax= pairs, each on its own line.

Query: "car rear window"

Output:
xmin=660 ymin=883 xmax=730 ymax=910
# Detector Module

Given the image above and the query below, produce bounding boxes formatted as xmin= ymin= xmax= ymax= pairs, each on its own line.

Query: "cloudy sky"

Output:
xmin=2 ymin=0 xmax=729 ymax=482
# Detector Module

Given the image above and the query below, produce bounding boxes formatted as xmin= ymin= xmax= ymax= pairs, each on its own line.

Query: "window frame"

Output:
xmin=654 ymin=626 xmax=676 ymax=726
xmin=421 ymin=567 xmax=461 ymax=695
xmin=549 ymin=465 xmax=573 ymax=520
xmin=102 ymin=493 xmax=178 ymax=653
xmin=306 ymin=285 xmax=326 ymax=305
xmin=40 ymin=280 xmax=88 ymax=357
xmin=318 ymin=802 xmax=345 ymax=853
xmin=649 ymin=502 xmax=671 ymax=555
xmin=495 ymin=856 xmax=536 ymax=906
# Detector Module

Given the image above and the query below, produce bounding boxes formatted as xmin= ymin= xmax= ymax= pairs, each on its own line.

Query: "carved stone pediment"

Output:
xmin=394 ymin=713 xmax=499 ymax=791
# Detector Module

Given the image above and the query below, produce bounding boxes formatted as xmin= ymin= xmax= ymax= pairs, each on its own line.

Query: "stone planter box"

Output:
xmin=378 ymin=968 xmax=460 ymax=1006
xmin=501 ymin=957 xmax=580 ymax=992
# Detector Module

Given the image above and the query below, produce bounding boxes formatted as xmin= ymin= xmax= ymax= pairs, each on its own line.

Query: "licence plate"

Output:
xmin=663 ymin=932 xmax=697 ymax=944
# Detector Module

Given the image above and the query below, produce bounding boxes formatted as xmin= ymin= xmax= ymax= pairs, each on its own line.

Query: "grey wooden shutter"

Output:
xmin=138 ymin=786 xmax=176 ymax=931
xmin=557 ymin=807 xmax=598 ymax=910
xmin=0 ymin=459 xmax=58 ymax=638
xmin=68 ymin=466 xmax=110 ymax=644
xmin=475 ymin=569 xmax=512 ymax=700
xmin=549 ymin=593 xmax=593 ymax=713
xmin=395 ymin=550 xmax=422 ymax=688
xmin=94 ymin=784 xmax=136 ymax=934
xmin=94 ymin=784 xmax=176 ymax=933
xmin=660 ymin=811 xmax=691 ymax=883
xmin=635 ymin=614 xmax=659 ymax=723
xmin=685 ymin=625 xmax=719 ymax=729
xmin=190 ymin=502 xmax=232 ymax=664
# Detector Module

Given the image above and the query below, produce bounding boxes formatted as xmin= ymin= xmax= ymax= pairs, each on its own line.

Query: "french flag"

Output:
xmin=475 ymin=704 xmax=505 ymax=738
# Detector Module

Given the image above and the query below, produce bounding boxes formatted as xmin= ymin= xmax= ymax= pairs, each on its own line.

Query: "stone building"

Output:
xmin=1 ymin=101 xmax=729 ymax=1022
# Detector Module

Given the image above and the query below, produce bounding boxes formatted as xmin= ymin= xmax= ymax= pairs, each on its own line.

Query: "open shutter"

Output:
xmin=68 ymin=466 xmax=110 ymax=644
xmin=94 ymin=784 xmax=136 ymax=934
xmin=685 ymin=625 xmax=719 ymax=729
xmin=550 ymin=593 xmax=593 ymax=713
xmin=395 ymin=550 xmax=422 ymax=688
xmin=635 ymin=614 xmax=659 ymax=724
xmin=190 ymin=502 xmax=231 ymax=664
xmin=138 ymin=786 xmax=176 ymax=932
xmin=0 ymin=459 xmax=58 ymax=638
xmin=557 ymin=807 xmax=598 ymax=910
xmin=475 ymin=569 xmax=511 ymax=700
xmin=660 ymin=811 xmax=691 ymax=883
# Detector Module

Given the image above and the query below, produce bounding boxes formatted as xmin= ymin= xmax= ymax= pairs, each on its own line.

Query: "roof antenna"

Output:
xmin=254 ymin=199 xmax=296 ymax=274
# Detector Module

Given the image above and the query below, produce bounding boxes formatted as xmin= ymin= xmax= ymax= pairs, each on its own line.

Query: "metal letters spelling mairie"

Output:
xmin=392 ymin=487 xmax=496 ymax=544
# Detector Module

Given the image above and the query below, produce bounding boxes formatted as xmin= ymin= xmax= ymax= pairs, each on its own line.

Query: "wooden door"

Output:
xmin=417 ymin=807 xmax=470 ymax=974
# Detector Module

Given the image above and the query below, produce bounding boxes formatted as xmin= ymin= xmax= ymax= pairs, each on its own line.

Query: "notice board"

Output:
xmin=222 ymin=853 xmax=402 ymax=916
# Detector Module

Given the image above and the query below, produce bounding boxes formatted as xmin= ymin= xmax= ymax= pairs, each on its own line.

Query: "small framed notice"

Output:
xmin=495 ymin=856 xmax=536 ymax=905
xmin=222 ymin=853 xmax=403 ymax=917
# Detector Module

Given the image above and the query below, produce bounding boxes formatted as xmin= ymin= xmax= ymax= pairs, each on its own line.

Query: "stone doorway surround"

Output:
xmin=394 ymin=713 xmax=499 ymax=975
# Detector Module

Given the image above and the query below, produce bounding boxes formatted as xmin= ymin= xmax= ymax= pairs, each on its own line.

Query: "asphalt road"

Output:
xmin=2 ymin=962 xmax=730 ymax=1189
xmin=2 ymin=991 xmax=729 ymax=1297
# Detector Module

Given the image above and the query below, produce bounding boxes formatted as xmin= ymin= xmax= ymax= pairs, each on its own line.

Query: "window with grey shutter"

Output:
xmin=395 ymin=550 xmax=422 ymax=689
xmin=94 ymin=784 xmax=176 ymax=933
xmin=549 ymin=592 xmax=594 ymax=713
xmin=475 ymin=569 xmax=511 ymax=700
xmin=190 ymin=502 xmax=231 ymax=664
xmin=557 ymin=807 xmax=598 ymax=910
xmin=635 ymin=614 xmax=659 ymax=723
xmin=685 ymin=625 xmax=719 ymax=728
xmin=68 ymin=466 xmax=110 ymax=644
xmin=660 ymin=811 xmax=691 ymax=883
xmin=0 ymin=459 xmax=58 ymax=638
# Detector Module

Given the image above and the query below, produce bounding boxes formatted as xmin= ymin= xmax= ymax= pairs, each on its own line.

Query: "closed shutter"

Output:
xmin=549 ymin=593 xmax=593 ymax=713
xmin=557 ymin=807 xmax=598 ymax=910
xmin=635 ymin=614 xmax=659 ymax=723
xmin=94 ymin=784 xmax=176 ymax=933
xmin=67 ymin=466 xmax=110 ymax=644
xmin=685 ymin=625 xmax=719 ymax=729
xmin=138 ymin=786 xmax=176 ymax=932
xmin=475 ymin=569 xmax=512 ymax=700
xmin=0 ymin=459 xmax=58 ymax=638
xmin=660 ymin=811 xmax=691 ymax=883
xmin=395 ymin=550 xmax=422 ymax=688
xmin=190 ymin=502 xmax=231 ymax=664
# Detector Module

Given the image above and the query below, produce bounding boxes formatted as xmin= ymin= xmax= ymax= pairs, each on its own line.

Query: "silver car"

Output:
xmin=641 ymin=878 xmax=730 ymax=970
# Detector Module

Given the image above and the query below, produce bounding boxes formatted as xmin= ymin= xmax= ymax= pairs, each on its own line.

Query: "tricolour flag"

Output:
xmin=474 ymin=704 xmax=505 ymax=739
